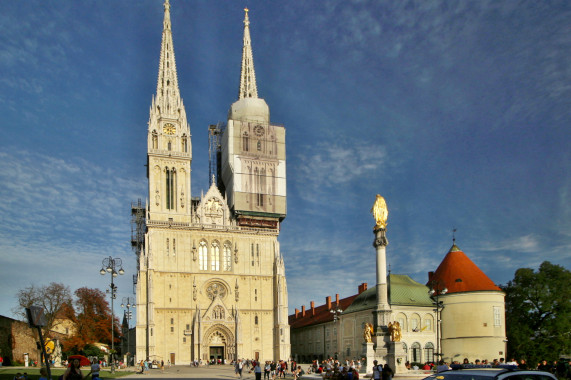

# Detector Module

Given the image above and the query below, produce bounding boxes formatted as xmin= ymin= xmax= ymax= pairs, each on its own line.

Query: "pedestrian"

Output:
xmin=90 ymin=358 xmax=100 ymax=380
xmin=39 ymin=368 xmax=48 ymax=380
xmin=254 ymin=361 xmax=262 ymax=380
xmin=264 ymin=361 xmax=271 ymax=380
xmin=161 ymin=360 xmax=164 ymax=372
xmin=381 ymin=364 xmax=394 ymax=380
xmin=63 ymin=359 xmax=92 ymax=380
xmin=238 ymin=359 xmax=244 ymax=378
xmin=371 ymin=360 xmax=382 ymax=380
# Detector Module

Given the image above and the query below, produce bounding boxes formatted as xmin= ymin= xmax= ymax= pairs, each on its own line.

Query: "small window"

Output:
xmin=171 ymin=327 xmax=174 ymax=333
xmin=255 ymin=316 xmax=259 ymax=325
xmin=494 ymin=306 xmax=501 ymax=326
xmin=183 ymin=337 xmax=186 ymax=343
xmin=186 ymin=324 xmax=190 ymax=330
xmin=171 ymin=318 xmax=174 ymax=324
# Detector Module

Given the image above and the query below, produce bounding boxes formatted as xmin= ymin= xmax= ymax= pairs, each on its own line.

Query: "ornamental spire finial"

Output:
xmin=154 ymin=0 xmax=183 ymax=117
xmin=238 ymin=8 xmax=258 ymax=99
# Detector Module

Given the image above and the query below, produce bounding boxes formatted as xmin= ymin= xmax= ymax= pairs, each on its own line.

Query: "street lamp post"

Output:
xmin=428 ymin=282 xmax=447 ymax=363
xmin=330 ymin=307 xmax=343 ymax=323
xmin=121 ymin=297 xmax=135 ymax=367
xmin=330 ymin=306 xmax=343 ymax=359
xmin=100 ymin=256 xmax=124 ymax=373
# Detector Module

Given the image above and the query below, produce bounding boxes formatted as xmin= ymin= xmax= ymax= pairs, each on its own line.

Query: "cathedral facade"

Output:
xmin=135 ymin=1 xmax=290 ymax=364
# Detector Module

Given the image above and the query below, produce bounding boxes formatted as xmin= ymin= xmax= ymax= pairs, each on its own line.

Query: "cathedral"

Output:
xmin=134 ymin=1 xmax=290 ymax=364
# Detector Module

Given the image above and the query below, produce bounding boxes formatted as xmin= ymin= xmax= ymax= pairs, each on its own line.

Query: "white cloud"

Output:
xmin=0 ymin=149 xmax=144 ymax=317
xmin=478 ymin=234 xmax=539 ymax=254
xmin=292 ymin=140 xmax=387 ymax=203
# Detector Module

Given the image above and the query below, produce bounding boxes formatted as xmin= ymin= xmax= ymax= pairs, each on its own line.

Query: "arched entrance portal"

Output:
xmin=202 ymin=324 xmax=235 ymax=363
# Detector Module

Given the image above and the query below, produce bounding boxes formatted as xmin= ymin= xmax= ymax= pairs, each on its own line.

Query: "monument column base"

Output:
xmin=387 ymin=341 xmax=407 ymax=374
xmin=362 ymin=342 xmax=375 ymax=374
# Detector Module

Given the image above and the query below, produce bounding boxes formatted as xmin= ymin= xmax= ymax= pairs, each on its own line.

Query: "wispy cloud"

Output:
xmin=292 ymin=141 xmax=387 ymax=203
xmin=0 ymin=149 xmax=144 ymax=317
xmin=479 ymin=234 xmax=540 ymax=254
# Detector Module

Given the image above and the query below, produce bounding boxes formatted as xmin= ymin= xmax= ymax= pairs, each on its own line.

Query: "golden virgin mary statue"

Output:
xmin=370 ymin=194 xmax=388 ymax=229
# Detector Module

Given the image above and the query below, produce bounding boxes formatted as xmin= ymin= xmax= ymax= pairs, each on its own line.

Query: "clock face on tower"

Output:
xmin=163 ymin=123 xmax=176 ymax=135
xmin=254 ymin=125 xmax=264 ymax=137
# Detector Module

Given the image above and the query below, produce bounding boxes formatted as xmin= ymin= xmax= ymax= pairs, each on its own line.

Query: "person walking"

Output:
xmin=381 ymin=364 xmax=394 ymax=380
xmin=371 ymin=360 xmax=382 ymax=380
xmin=90 ymin=358 xmax=100 ymax=380
xmin=264 ymin=361 xmax=271 ymax=380
xmin=254 ymin=362 xmax=262 ymax=380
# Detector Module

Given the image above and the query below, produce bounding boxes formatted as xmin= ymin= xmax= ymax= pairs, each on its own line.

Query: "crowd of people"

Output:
xmin=305 ymin=358 xmax=365 ymax=380
xmin=232 ymin=359 xmax=305 ymax=380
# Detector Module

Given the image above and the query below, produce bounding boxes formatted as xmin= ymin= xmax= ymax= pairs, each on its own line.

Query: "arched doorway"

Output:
xmin=202 ymin=324 xmax=235 ymax=363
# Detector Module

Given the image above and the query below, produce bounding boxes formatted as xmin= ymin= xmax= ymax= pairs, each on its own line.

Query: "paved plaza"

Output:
xmin=121 ymin=365 xmax=428 ymax=380
xmin=124 ymin=365 xmax=261 ymax=379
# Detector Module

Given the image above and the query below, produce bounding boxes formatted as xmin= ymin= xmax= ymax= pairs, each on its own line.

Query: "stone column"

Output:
xmin=373 ymin=227 xmax=391 ymax=329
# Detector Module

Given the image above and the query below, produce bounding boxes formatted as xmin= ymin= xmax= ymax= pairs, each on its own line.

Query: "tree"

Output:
xmin=14 ymin=282 xmax=72 ymax=336
xmin=503 ymin=261 xmax=571 ymax=365
xmin=63 ymin=287 xmax=121 ymax=354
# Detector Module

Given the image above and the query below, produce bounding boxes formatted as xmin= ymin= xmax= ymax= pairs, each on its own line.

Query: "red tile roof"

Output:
xmin=288 ymin=294 xmax=359 ymax=329
xmin=428 ymin=244 xmax=501 ymax=293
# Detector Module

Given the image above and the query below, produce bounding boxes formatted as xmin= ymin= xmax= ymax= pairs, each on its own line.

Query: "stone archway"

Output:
xmin=202 ymin=324 xmax=235 ymax=362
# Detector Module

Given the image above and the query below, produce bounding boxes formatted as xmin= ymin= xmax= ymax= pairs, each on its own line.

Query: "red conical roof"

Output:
xmin=429 ymin=244 xmax=501 ymax=293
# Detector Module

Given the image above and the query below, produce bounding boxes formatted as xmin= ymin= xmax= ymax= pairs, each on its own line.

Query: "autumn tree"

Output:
xmin=503 ymin=261 xmax=571 ymax=365
xmin=64 ymin=287 xmax=121 ymax=354
xmin=14 ymin=282 xmax=72 ymax=336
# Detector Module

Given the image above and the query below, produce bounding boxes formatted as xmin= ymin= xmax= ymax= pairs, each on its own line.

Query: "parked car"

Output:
xmin=423 ymin=367 xmax=557 ymax=380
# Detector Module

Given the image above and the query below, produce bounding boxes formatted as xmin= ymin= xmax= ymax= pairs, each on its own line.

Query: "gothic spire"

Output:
xmin=238 ymin=8 xmax=258 ymax=99
xmin=154 ymin=0 xmax=185 ymax=120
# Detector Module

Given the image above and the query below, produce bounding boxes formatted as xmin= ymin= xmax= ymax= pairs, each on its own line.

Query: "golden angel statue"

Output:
xmin=388 ymin=321 xmax=402 ymax=342
xmin=370 ymin=194 xmax=388 ymax=229
xmin=363 ymin=322 xmax=374 ymax=343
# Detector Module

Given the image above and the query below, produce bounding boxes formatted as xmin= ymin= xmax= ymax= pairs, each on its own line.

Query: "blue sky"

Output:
xmin=0 ymin=0 xmax=569 ymax=319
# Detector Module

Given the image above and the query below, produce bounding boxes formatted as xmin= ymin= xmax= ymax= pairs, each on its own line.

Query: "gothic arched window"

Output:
xmin=223 ymin=242 xmax=232 ymax=271
xmin=211 ymin=241 xmax=220 ymax=271
xmin=256 ymin=168 xmax=264 ymax=207
xmin=152 ymin=131 xmax=158 ymax=149
xmin=242 ymin=132 xmax=249 ymax=152
xmin=182 ymin=135 xmax=188 ymax=152
xmin=165 ymin=168 xmax=176 ymax=210
xmin=199 ymin=241 xmax=207 ymax=270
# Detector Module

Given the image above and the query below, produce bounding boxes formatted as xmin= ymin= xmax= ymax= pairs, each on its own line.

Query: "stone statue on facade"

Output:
xmin=371 ymin=194 xmax=388 ymax=229
xmin=388 ymin=321 xmax=402 ymax=342
xmin=364 ymin=322 xmax=374 ymax=343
